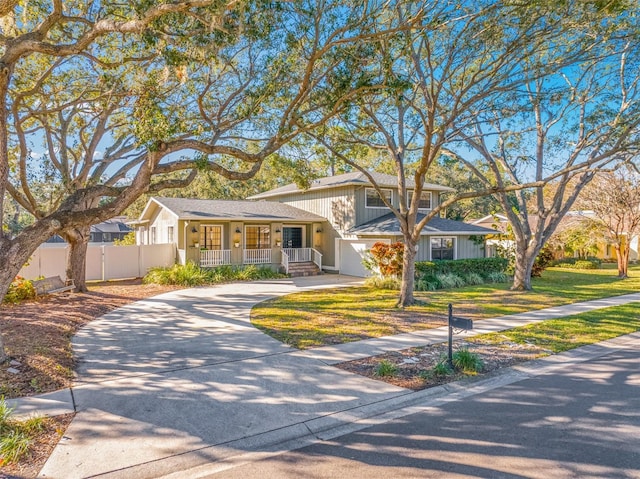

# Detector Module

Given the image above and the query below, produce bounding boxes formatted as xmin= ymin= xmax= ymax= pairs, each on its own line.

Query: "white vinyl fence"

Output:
xmin=18 ymin=243 xmax=176 ymax=282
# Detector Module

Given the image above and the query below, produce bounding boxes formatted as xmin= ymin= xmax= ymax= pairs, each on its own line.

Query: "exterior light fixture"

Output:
xmin=235 ymin=227 xmax=241 ymax=233
xmin=191 ymin=227 xmax=198 ymax=233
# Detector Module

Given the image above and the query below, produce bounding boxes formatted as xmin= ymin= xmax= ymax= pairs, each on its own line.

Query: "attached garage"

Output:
xmin=338 ymin=238 xmax=390 ymax=277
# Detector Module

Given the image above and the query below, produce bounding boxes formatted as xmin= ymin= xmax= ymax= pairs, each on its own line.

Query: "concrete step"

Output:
xmin=286 ymin=262 xmax=322 ymax=277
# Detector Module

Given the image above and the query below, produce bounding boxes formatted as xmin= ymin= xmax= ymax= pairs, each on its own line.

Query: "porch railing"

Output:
xmin=282 ymin=248 xmax=312 ymax=263
xmin=312 ymin=248 xmax=322 ymax=271
xmin=243 ymin=248 xmax=272 ymax=264
xmin=281 ymin=247 xmax=323 ymax=274
xmin=200 ymin=249 xmax=231 ymax=267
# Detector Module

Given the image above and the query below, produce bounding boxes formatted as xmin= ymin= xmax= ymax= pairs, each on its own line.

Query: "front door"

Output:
xmin=282 ymin=227 xmax=303 ymax=249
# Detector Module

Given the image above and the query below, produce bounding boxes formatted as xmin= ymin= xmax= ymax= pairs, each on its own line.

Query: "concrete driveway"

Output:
xmin=39 ymin=276 xmax=410 ymax=479
xmin=34 ymin=277 xmax=640 ymax=479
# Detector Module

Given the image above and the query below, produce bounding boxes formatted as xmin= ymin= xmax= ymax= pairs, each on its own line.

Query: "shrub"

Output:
xmin=415 ymin=257 xmax=508 ymax=281
xmin=375 ymin=360 xmax=398 ymax=377
xmin=553 ymin=259 xmax=601 ymax=270
xmin=112 ymin=231 xmax=136 ymax=246
xmin=435 ymin=273 xmax=466 ymax=289
xmin=144 ymin=261 xmax=209 ymax=286
xmin=3 ymin=277 xmax=36 ymax=304
xmin=452 ymin=348 xmax=483 ymax=374
xmin=531 ymin=245 xmax=555 ymax=277
xmin=415 ymin=277 xmax=440 ymax=291
xmin=486 ymin=271 xmax=510 ymax=283
xmin=144 ymin=262 xmax=284 ymax=286
xmin=364 ymin=242 xmax=404 ymax=277
xmin=430 ymin=359 xmax=453 ymax=377
xmin=464 ymin=273 xmax=484 ymax=285
xmin=365 ymin=276 xmax=401 ymax=290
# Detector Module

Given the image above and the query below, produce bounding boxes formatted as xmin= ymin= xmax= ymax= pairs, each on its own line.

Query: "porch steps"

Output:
xmin=286 ymin=261 xmax=322 ymax=277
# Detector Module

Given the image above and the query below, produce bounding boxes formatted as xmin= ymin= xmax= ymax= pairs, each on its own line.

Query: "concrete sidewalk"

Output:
xmin=4 ymin=279 xmax=638 ymax=479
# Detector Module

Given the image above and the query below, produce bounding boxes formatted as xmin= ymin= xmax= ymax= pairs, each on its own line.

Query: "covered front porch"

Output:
xmin=181 ymin=220 xmax=324 ymax=274
xmin=199 ymin=246 xmax=323 ymax=273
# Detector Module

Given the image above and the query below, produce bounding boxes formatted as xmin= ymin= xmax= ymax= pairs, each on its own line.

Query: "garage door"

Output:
xmin=339 ymin=239 xmax=390 ymax=277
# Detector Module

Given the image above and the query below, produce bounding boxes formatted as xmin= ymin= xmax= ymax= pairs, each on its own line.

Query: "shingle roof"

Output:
xmin=149 ymin=197 xmax=326 ymax=222
xmin=348 ymin=213 xmax=497 ymax=236
xmin=248 ymin=171 xmax=455 ymax=199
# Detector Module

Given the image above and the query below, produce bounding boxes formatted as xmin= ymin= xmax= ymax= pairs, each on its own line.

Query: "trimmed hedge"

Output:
xmin=415 ymin=257 xmax=508 ymax=280
xmin=553 ymin=259 xmax=601 ymax=270
xmin=551 ymin=257 xmax=602 ymax=268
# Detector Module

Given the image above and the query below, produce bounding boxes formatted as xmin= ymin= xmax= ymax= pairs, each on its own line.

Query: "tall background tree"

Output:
xmin=451 ymin=25 xmax=640 ymax=290
xmin=313 ymin=0 xmax=622 ymax=306
xmin=576 ymin=166 xmax=640 ymax=278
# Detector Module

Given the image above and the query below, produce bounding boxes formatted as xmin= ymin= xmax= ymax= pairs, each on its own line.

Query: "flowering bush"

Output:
xmin=3 ymin=276 xmax=36 ymax=304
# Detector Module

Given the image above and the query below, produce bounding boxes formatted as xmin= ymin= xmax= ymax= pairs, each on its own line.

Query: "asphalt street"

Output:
xmin=210 ymin=346 xmax=640 ymax=479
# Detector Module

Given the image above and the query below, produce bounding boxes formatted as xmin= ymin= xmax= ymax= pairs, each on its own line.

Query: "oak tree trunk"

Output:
xmin=63 ymin=226 xmax=91 ymax=292
xmin=398 ymin=239 xmax=417 ymax=307
xmin=511 ymin=239 xmax=538 ymax=291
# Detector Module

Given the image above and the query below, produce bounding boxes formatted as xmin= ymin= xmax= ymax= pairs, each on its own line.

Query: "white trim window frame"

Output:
xmin=365 ymin=188 xmax=392 ymax=209
xmin=430 ymin=236 xmax=456 ymax=260
xmin=408 ymin=190 xmax=432 ymax=210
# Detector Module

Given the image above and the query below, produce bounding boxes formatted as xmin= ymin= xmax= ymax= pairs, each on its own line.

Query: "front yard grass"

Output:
xmin=251 ymin=265 xmax=640 ymax=349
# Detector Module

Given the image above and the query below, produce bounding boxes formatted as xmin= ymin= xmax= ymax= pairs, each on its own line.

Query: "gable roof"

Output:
xmin=248 ymin=171 xmax=455 ymax=200
xmin=142 ymin=197 xmax=325 ymax=222
xmin=348 ymin=213 xmax=497 ymax=236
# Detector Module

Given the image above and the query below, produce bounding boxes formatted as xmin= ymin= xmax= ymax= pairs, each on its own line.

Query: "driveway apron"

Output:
xmin=39 ymin=276 xmax=408 ymax=479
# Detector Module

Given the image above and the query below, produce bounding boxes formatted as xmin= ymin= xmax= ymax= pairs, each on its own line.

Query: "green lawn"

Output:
xmin=251 ymin=265 xmax=640 ymax=349
xmin=470 ymin=303 xmax=640 ymax=353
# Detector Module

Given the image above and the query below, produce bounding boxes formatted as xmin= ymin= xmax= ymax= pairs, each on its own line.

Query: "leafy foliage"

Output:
xmin=364 ymin=276 xmax=401 ymax=290
xmin=375 ymin=360 xmax=398 ymax=377
xmin=143 ymin=261 xmax=285 ymax=286
xmin=552 ymin=259 xmax=601 ymax=270
xmin=0 ymin=397 xmax=48 ymax=465
xmin=531 ymin=246 xmax=555 ymax=277
xmin=3 ymin=277 xmax=36 ymax=304
xmin=415 ymin=258 xmax=508 ymax=280
xmin=112 ymin=232 xmax=136 ymax=246
xmin=452 ymin=349 xmax=483 ymax=374
xmin=363 ymin=242 xmax=404 ymax=277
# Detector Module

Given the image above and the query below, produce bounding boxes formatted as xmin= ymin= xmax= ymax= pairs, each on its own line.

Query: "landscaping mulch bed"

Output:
xmin=0 ymin=413 xmax=74 ymax=479
xmin=336 ymin=338 xmax=552 ymax=391
xmin=0 ymin=280 xmax=180 ymax=399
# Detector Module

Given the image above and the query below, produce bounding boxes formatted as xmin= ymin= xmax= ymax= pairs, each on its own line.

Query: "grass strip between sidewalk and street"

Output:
xmin=336 ymin=302 xmax=640 ymax=391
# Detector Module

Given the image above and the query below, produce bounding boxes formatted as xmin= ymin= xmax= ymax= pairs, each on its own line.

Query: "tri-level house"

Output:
xmin=134 ymin=172 xmax=495 ymax=277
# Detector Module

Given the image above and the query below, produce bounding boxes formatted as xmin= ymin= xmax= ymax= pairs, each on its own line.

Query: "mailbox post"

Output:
xmin=448 ymin=303 xmax=473 ymax=367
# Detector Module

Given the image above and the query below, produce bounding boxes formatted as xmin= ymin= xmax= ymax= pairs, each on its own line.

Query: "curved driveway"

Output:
xmin=38 ymin=278 xmax=640 ymax=479
xmin=41 ymin=276 xmax=409 ymax=479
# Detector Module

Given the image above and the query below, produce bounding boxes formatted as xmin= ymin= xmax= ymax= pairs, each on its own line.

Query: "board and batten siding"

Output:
xmin=268 ymin=186 xmax=355 ymax=268
xmin=355 ymin=187 xmax=445 ymax=228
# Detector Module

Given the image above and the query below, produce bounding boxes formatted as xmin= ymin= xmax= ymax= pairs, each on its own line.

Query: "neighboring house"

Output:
xmin=472 ymin=211 xmax=639 ymax=262
xmin=135 ymin=172 xmax=495 ymax=277
xmin=89 ymin=217 xmax=134 ymax=243
xmin=561 ymin=211 xmax=639 ymax=262
xmin=45 ymin=217 xmax=133 ymax=244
